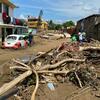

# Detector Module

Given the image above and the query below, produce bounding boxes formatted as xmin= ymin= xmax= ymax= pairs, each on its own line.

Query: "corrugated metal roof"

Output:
xmin=77 ymin=14 xmax=100 ymax=23
xmin=0 ymin=0 xmax=17 ymax=8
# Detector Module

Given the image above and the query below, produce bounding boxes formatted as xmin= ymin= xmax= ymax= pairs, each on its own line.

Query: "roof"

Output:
xmin=27 ymin=17 xmax=48 ymax=23
xmin=78 ymin=14 xmax=100 ymax=22
xmin=7 ymin=34 xmax=27 ymax=38
xmin=0 ymin=0 xmax=17 ymax=8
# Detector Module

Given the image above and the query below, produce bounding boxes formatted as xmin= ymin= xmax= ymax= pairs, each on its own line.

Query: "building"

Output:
xmin=0 ymin=0 xmax=28 ymax=44
xmin=27 ymin=17 xmax=48 ymax=30
xmin=76 ymin=14 xmax=100 ymax=40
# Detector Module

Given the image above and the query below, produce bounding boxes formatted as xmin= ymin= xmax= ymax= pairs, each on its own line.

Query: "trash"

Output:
xmin=18 ymin=55 xmax=31 ymax=64
xmin=47 ymin=82 xmax=55 ymax=91
xmin=1 ymin=40 xmax=100 ymax=100
xmin=95 ymin=93 xmax=100 ymax=98
xmin=40 ymin=33 xmax=65 ymax=40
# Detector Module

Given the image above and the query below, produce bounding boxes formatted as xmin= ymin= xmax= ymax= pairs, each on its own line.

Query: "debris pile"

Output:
xmin=39 ymin=32 xmax=68 ymax=40
xmin=0 ymin=41 xmax=100 ymax=100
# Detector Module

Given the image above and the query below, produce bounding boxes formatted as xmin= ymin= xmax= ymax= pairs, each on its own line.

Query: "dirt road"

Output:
xmin=0 ymin=36 xmax=68 ymax=64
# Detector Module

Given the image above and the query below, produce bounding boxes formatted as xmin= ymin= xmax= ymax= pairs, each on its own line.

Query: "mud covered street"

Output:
xmin=0 ymin=36 xmax=68 ymax=64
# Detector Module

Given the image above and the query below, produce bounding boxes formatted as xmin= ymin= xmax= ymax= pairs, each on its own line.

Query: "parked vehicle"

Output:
xmin=3 ymin=34 xmax=28 ymax=49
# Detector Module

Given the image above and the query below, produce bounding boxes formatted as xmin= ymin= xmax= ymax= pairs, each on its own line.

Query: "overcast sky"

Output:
xmin=11 ymin=0 xmax=100 ymax=23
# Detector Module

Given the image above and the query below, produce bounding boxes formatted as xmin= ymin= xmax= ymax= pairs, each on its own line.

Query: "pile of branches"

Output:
xmin=0 ymin=41 xmax=100 ymax=100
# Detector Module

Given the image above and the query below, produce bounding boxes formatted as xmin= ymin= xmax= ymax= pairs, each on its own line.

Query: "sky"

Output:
xmin=11 ymin=0 xmax=100 ymax=23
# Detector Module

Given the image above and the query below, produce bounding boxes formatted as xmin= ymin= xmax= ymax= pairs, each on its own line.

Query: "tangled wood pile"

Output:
xmin=0 ymin=41 xmax=100 ymax=100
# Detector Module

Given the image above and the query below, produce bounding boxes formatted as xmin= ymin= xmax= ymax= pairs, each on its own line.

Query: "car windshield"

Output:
xmin=6 ymin=36 xmax=17 ymax=41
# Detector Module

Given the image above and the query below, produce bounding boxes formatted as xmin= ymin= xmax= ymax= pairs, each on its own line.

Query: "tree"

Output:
xmin=63 ymin=21 xmax=75 ymax=28
xmin=55 ymin=24 xmax=62 ymax=30
xmin=48 ymin=20 xmax=56 ymax=30
xmin=48 ymin=20 xmax=75 ymax=30
xmin=48 ymin=20 xmax=63 ymax=30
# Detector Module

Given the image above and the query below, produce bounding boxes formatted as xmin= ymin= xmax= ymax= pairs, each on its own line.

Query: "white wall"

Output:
xmin=0 ymin=3 xmax=3 ymax=23
xmin=9 ymin=7 xmax=13 ymax=17
xmin=0 ymin=13 xmax=3 ymax=23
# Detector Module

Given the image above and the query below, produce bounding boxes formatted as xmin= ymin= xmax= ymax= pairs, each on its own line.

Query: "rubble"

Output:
xmin=39 ymin=33 xmax=66 ymax=40
xmin=0 ymin=40 xmax=100 ymax=100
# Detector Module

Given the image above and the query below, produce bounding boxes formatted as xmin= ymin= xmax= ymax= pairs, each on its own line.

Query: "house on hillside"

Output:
xmin=76 ymin=14 xmax=100 ymax=40
xmin=0 ymin=0 xmax=28 ymax=44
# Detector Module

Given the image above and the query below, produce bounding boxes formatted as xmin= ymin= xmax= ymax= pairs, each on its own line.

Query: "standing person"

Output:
xmin=28 ymin=32 xmax=33 ymax=46
xmin=82 ymin=32 xmax=86 ymax=42
xmin=71 ymin=32 xmax=79 ymax=42
xmin=78 ymin=31 xmax=83 ymax=44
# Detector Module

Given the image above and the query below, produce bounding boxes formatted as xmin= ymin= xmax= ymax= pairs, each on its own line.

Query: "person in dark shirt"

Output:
xmin=28 ymin=32 xmax=33 ymax=46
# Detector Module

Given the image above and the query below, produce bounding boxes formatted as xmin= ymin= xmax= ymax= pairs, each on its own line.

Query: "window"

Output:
xmin=7 ymin=36 xmax=17 ymax=41
xmin=19 ymin=36 xmax=24 ymax=40
xmin=0 ymin=3 xmax=2 ymax=13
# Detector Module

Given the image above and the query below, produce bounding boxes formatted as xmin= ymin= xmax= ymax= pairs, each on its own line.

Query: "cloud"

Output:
xmin=82 ymin=5 xmax=97 ymax=12
xmin=19 ymin=14 xmax=27 ymax=19
xmin=12 ymin=0 xmax=100 ymax=22
xmin=72 ymin=1 xmax=84 ymax=7
xmin=15 ymin=3 xmax=94 ymax=22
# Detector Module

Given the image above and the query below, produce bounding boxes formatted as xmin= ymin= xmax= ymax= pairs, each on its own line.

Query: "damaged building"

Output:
xmin=76 ymin=14 xmax=100 ymax=40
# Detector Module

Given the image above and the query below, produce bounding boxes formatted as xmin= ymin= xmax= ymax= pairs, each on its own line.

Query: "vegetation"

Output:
xmin=48 ymin=20 xmax=56 ymax=30
xmin=63 ymin=21 xmax=75 ymax=28
xmin=48 ymin=20 xmax=75 ymax=30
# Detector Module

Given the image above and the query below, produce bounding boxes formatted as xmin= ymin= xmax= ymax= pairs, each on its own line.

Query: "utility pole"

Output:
xmin=37 ymin=10 xmax=43 ymax=33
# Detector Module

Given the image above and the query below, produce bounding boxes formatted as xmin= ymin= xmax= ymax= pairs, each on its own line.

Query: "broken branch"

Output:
xmin=10 ymin=66 xmax=29 ymax=70
xmin=40 ymin=58 xmax=85 ymax=70
xmin=12 ymin=59 xmax=31 ymax=70
xmin=74 ymin=72 xmax=83 ymax=88
xmin=56 ymin=50 xmax=73 ymax=59
xmin=37 ymin=70 xmax=73 ymax=74
xmin=79 ymin=46 xmax=100 ymax=51
xmin=31 ymin=68 xmax=39 ymax=100
xmin=0 ymin=70 xmax=32 ymax=96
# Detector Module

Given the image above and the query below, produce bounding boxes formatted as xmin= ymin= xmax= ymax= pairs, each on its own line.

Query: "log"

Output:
xmin=79 ymin=46 xmax=100 ymax=51
xmin=10 ymin=66 xmax=29 ymax=70
xmin=40 ymin=58 xmax=85 ymax=70
xmin=74 ymin=72 xmax=83 ymax=88
xmin=0 ymin=87 xmax=19 ymax=100
xmin=56 ymin=43 xmax=63 ymax=52
xmin=37 ymin=70 xmax=72 ymax=74
xmin=31 ymin=66 xmax=39 ymax=100
xmin=12 ymin=59 xmax=31 ymax=70
xmin=0 ymin=70 xmax=32 ymax=96
xmin=56 ymin=50 xmax=73 ymax=59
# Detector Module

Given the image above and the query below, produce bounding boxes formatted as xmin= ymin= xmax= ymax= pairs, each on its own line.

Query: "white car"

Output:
xmin=3 ymin=34 xmax=28 ymax=49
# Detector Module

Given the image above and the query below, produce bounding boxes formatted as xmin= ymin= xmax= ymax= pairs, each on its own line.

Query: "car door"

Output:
xmin=19 ymin=36 xmax=25 ymax=47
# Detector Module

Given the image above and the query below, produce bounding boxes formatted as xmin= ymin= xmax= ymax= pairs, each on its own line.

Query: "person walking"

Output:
xmin=28 ymin=32 xmax=33 ymax=46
